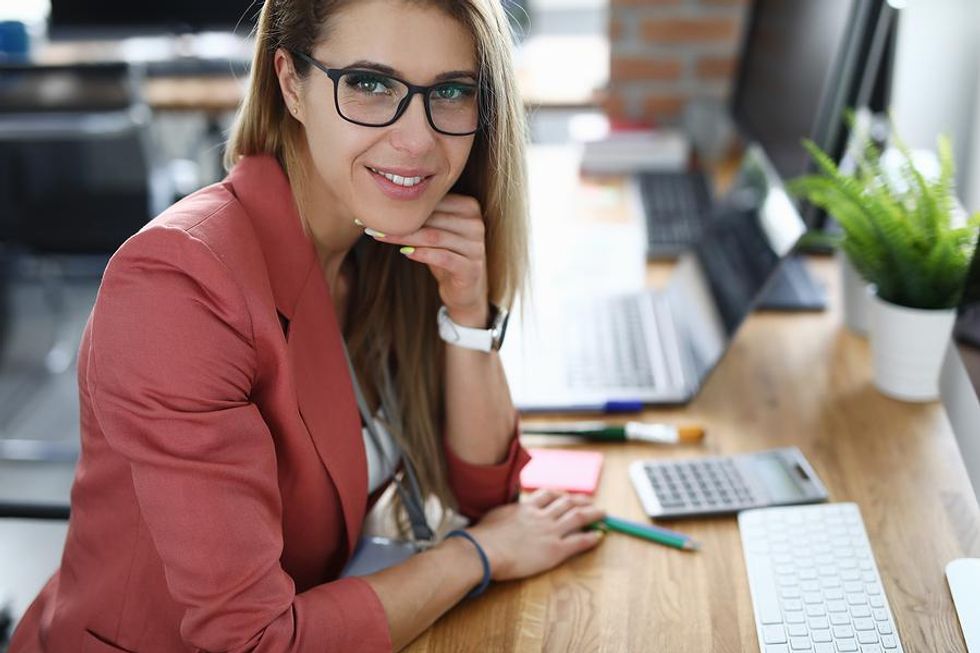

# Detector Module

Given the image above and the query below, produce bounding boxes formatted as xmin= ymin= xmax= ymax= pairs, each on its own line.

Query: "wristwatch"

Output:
xmin=437 ymin=304 xmax=509 ymax=352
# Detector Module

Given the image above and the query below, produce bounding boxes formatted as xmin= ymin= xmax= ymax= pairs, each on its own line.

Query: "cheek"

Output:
xmin=446 ymin=139 xmax=476 ymax=184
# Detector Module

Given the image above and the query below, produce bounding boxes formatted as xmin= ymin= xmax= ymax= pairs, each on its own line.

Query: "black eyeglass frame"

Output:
xmin=290 ymin=50 xmax=483 ymax=137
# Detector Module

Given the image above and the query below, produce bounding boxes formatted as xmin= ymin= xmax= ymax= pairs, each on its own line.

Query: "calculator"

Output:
xmin=629 ymin=447 xmax=828 ymax=519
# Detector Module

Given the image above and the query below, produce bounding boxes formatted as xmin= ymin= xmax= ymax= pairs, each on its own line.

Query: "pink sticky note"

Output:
xmin=520 ymin=448 xmax=604 ymax=495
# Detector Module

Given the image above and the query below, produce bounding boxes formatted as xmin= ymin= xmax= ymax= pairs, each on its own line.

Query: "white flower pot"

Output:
xmin=839 ymin=254 xmax=870 ymax=336
xmin=868 ymin=293 xmax=956 ymax=402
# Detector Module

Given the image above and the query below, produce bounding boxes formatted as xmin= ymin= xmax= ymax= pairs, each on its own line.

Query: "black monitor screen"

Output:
xmin=49 ymin=0 xmax=257 ymax=35
xmin=954 ymin=237 xmax=980 ymax=374
xmin=731 ymin=0 xmax=857 ymax=182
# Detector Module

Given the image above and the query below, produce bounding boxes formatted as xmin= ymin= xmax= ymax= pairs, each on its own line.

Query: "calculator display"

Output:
xmin=750 ymin=452 xmax=807 ymax=501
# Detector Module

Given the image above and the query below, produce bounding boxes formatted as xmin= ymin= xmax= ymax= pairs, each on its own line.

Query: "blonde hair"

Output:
xmin=225 ymin=0 xmax=529 ymax=529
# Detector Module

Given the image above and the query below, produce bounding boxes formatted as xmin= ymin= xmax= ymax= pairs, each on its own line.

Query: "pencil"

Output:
xmin=590 ymin=515 xmax=701 ymax=551
xmin=521 ymin=421 xmax=705 ymax=444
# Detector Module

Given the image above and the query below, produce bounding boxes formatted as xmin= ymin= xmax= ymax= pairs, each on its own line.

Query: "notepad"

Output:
xmin=520 ymin=449 xmax=604 ymax=494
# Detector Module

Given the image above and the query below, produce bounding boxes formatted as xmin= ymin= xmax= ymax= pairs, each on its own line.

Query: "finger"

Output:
xmin=559 ymin=530 xmax=605 ymax=558
xmin=526 ymin=488 xmax=560 ymax=508
xmin=555 ymin=505 xmax=606 ymax=534
xmin=434 ymin=193 xmax=482 ymax=218
xmin=401 ymin=246 xmax=475 ymax=277
xmin=423 ymin=211 xmax=486 ymax=239
xmin=542 ymin=495 xmax=577 ymax=520
xmin=379 ymin=225 xmax=482 ymax=259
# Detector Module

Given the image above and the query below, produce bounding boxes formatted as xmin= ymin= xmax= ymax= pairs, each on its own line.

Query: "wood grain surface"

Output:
xmin=407 ymin=256 xmax=980 ymax=653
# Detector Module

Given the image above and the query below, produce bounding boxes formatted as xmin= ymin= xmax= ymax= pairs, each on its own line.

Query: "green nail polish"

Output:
xmin=354 ymin=218 xmax=364 ymax=227
xmin=365 ymin=228 xmax=387 ymax=238
xmin=400 ymin=246 xmax=415 ymax=255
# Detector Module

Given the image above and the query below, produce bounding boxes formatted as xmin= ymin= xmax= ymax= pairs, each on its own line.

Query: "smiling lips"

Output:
xmin=366 ymin=165 xmax=434 ymax=200
xmin=366 ymin=165 xmax=433 ymax=187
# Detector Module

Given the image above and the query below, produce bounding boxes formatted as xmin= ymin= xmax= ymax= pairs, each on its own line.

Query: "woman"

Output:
xmin=9 ymin=1 xmax=605 ymax=651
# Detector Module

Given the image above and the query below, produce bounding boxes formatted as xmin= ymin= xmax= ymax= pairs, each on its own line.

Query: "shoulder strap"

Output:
xmin=341 ymin=343 xmax=434 ymax=544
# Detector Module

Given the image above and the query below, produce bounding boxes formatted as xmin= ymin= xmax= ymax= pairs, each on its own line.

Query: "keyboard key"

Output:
xmin=837 ymin=640 xmax=859 ymax=652
xmin=763 ymin=625 xmax=788 ymax=644
xmin=880 ymin=635 xmax=897 ymax=649
xmin=850 ymin=605 xmax=871 ymax=619
xmin=830 ymin=613 xmax=851 ymax=626
xmin=853 ymin=618 xmax=875 ymax=631
xmin=846 ymin=593 xmax=867 ymax=606
xmin=786 ymin=612 xmax=807 ymax=625
xmin=788 ymin=624 xmax=808 ymax=637
xmin=857 ymin=630 xmax=879 ymax=644
xmin=833 ymin=625 xmax=854 ymax=639
xmin=808 ymin=616 xmax=829 ymax=630
xmin=876 ymin=621 xmax=892 ymax=635
xmin=860 ymin=646 xmax=882 ymax=653
xmin=765 ymin=646 xmax=790 ymax=653
xmin=812 ymin=630 xmax=833 ymax=643
xmin=790 ymin=637 xmax=812 ymax=650
xmin=815 ymin=644 xmax=834 ymax=653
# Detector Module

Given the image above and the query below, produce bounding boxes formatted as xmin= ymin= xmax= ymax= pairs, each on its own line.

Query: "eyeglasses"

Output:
xmin=291 ymin=50 xmax=482 ymax=137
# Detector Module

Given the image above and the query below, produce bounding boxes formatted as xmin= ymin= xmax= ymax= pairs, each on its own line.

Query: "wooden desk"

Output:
xmin=407 ymin=199 xmax=980 ymax=649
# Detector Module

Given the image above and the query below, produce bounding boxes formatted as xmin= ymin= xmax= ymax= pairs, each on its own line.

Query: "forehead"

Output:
xmin=318 ymin=1 xmax=477 ymax=81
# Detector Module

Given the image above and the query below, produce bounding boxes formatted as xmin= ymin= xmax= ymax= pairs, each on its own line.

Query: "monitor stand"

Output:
xmin=756 ymin=255 xmax=827 ymax=311
xmin=947 ymin=558 xmax=980 ymax=652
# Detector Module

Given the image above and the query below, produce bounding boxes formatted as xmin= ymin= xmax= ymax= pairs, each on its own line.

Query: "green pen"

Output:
xmin=589 ymin=515 xmax=700 ymax=551
xmin=521 ymin=421 xmax=704 ymax=444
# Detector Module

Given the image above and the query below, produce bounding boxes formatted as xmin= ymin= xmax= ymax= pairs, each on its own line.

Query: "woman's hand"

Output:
xmin=368 ymin=194 xmax=490 ymax=327
xmin=463 ymin=489 xmax=606 ymax=581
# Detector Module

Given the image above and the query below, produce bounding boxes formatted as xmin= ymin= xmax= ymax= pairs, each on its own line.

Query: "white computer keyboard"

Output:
xmin=739 ymin=503 xmax=903 ymax=653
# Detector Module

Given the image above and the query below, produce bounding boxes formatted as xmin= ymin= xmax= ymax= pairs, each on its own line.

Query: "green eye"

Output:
xmin=344 ymin=73 xmax=395 ymax=95
xmin=433 ymin=84 xmax=476 ymax=102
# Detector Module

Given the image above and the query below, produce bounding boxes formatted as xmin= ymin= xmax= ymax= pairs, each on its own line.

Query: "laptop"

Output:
xmin=502 ymin=145 xmax=806 ymax=412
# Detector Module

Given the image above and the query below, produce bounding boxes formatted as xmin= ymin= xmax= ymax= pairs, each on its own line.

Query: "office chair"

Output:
xmin=0 ymin=62 xmax=173 ymax=501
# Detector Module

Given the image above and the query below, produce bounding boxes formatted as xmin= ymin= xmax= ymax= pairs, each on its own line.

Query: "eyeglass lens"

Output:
xmin=337 ymin=71 xmax=478 ymax=135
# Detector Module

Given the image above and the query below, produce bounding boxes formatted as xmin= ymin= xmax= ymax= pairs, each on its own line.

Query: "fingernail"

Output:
xmin=364 ymin=228 xmax=386 ymax=238
xmin=354 ymin=218 xmax=364 ymax=227
xmin=400 ymin=246 xmax=415 ymax=255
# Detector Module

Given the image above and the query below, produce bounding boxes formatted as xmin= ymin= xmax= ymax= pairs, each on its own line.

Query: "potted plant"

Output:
xmin=790 ymin=128 xmax=980 ymax=401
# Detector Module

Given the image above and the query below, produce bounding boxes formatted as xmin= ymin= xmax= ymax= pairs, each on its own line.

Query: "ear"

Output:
xmin=274 ymin=48 xmax=304 ymax=122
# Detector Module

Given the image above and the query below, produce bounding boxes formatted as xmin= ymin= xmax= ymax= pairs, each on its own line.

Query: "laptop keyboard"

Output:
xmin=638 ymin=170 xmax=712 ymax=248
xmin=565 ymin=294 xmax=658 ymax=390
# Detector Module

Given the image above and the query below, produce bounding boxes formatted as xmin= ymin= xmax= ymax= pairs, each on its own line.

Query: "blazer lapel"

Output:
xmin=229 ymin=155 xmax=367 ymax=556
xmin=288 ymin=266 xmax=367 ymax=556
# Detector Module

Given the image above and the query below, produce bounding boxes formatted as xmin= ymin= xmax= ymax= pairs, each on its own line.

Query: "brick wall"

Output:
xmin=604 ymin=0 xmax=749 ymax=126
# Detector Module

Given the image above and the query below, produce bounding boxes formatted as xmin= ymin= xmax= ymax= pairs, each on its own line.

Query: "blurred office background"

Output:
xmin=1 ymin=0 xmax=980 ymax=643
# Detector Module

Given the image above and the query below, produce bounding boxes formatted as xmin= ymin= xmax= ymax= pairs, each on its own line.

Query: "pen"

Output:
xmin=590 ymin=515 xmax=701 ymax=551
xmin=520 ymin=421 xmax=704 ymax=444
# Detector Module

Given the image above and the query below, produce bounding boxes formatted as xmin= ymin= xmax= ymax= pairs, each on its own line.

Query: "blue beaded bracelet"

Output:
xmin=446 ymin=529 xmax=492 ymax=598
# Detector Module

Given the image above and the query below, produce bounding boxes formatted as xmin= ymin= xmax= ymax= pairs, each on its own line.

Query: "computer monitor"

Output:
xmin=730 ymin=0 xmax=898 ymax=230
xmin=940 ymin=235 xmax=980 ymax=505
xmin=48 ymin=0 xmax=257 ymax=38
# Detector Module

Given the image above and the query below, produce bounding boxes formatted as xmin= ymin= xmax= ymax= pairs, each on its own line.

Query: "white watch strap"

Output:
xmin=437 ymin=306 xmax=493 ymax=352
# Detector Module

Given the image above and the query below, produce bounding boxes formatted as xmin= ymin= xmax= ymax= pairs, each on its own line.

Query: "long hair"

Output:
xmin=225 ymin=0 xmax=530 ymax=530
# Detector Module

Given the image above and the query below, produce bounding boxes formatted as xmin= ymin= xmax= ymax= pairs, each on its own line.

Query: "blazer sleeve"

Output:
xmin=443 ymin=411 xmax=532 ymax=521
xmin=88 ymin=226 xmax=391 ymax=653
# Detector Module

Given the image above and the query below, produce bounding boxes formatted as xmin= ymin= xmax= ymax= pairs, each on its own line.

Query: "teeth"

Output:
xmin=369 ymin=167 xmax=425 ymax=187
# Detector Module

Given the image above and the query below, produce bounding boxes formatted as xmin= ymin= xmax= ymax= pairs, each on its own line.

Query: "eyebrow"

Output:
xmin=344 ymin=59 xmax=478 ymax=83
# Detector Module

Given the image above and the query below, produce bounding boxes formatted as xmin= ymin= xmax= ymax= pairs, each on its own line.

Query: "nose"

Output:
xmin=389 ymin=92 xmax=438 ymax=154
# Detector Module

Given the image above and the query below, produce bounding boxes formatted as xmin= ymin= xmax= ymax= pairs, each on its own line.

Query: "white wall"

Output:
xmin=890 ymin=0 xmax=980 ymax=210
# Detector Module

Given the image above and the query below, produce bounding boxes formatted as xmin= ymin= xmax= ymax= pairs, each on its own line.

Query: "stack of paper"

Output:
xmin=580 ymin=128 xmax=690 ymax=174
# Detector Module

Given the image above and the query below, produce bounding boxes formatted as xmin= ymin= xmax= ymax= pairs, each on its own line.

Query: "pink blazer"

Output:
xmin=9 ymin=155 xmax=530 ymax=653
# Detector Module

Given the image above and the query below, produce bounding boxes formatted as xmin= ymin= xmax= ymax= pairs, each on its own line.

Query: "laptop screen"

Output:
xmin=665 ymin=145 xmax=806 ymax=383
